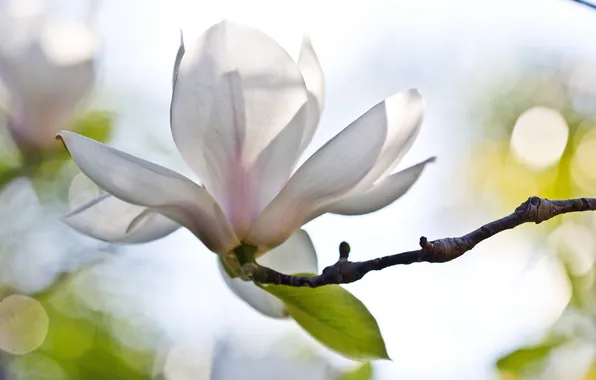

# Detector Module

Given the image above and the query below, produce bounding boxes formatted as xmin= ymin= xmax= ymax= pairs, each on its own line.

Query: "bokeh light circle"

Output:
xmin=510 ymin=106 xmax=569 ymax=170
xmin=0 ymin=294 xmax=49 ymax=355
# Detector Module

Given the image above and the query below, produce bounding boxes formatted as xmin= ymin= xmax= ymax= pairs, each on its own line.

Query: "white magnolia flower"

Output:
xmin=0 ymin=0 xmax=97 ymax=153
xmin=59 ymin=21 xmax=432 ymax=318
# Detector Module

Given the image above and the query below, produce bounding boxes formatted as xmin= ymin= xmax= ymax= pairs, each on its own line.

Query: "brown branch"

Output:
xmin=568 ymin=0 xmax=596 ymax=11
xmin=241 ymin=196 xmax=596 ymax=287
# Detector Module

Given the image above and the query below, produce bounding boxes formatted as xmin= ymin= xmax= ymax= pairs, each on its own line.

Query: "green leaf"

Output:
xmin=496 ymin=337 xmax=566 ymax=373
xmin=261 ymin=280 xmax=388 ymax=361
xmin=338 ymin=362 xmax=374 ymax=380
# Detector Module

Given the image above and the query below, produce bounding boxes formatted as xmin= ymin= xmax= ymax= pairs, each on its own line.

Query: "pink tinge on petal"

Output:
xmin=246 ymin=100 xmax=391 ymax=249
xmin=170 ymin=22 xmax=309 ymax=240
xmin=218 ymin=104 xmax=308 ymax=238
xmin=247 ymin=89 xmax=426 ymax=249
xmin=221 ymin=156 xmax=258 ymax=239
xmin=8 ymin=100 xmax=71 ymax=152
xmin=203 ymin=71 xmax=259 ymax=238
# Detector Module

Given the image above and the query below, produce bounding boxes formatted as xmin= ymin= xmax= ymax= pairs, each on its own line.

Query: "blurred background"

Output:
xmin=0 ymin=0 xmax=596 ymax=378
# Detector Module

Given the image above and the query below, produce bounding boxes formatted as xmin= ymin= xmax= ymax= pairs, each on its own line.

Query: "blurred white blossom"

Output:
xmin=0 ymin=178 xmax=104 ymax=293
xmin=209 ymin=340 xmax=336 ymax=380
xmin=0 ymin=0 xmax=97 ymax=154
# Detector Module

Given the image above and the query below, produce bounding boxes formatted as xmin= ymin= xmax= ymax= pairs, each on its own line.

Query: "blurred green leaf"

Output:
xmin=29 ymin=110 xmax=113 ymax=165
xmin=338 ymin=362 xmax=373 ymax=380
xmin=74 ymin=345 xmax=152 ymax=380
xmin=496 ymin=337 xmax=566 ymax=374
xmin=261 ymin=278 xmax=388 ymax=361
xmin=70 ymin=110 xmax=113 ymax=145
xmin=23 ymin=110 xmax=114 ymax=201
xmin=8 ymin=352 xmax=70 ymax=379
xmin=0 ymin=165 xmax=24 ymax=188
xmin=41 ymin=313 xmax=95 ymax=359
xmin=14 ymin=279 xmax=160 ymax=380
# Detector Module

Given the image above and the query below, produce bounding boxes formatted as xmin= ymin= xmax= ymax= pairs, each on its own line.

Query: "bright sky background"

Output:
xmin=54 ymin=0 xmax=596 ymax=378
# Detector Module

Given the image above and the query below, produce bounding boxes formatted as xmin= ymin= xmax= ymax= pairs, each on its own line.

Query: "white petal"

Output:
xmin=219 ymin=229 xmax=318 ymax=318
xmin=297 ymin=36 xmax=325 ymax=153
xmin=248 ymin=95 xmax=401 ymax=248
xmin=0 ymin=18 xmax=96 ymax=105
xmin=171 ymin=21 xmax=308 ymax=237
xmin=58 ymin=130 xmax=239 ymax=253
xmin=296 ymin=90 xmax=425 ymax=225
xmin=325 ymin=157 xmax=434 ymax=215
xmin=171 ymin=31 xmax=185 ymax=89
xmin=67 ymin=172 xmax=178 ymax=245
xmin=0 ymin=15 xmax=96 ymax=148
xmin=65 ymin=193 xmax=180 ymax=244
xmin=353 ymin=89 xmax=425 ymax=187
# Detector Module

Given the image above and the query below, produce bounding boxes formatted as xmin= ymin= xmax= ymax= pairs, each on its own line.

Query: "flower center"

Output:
xmin=219 ymin=244 xmax=258 ymax=280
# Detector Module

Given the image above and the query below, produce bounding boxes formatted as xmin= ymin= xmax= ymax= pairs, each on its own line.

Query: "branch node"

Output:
xmin=240 ymin=263 xmax=259 ymax=281
xmin=515 ymin=196 xmax=556 ymax=224
xmin=321 ymin=259 xmax=365 ymax=284
xmin=420 ymin=236 xmax=470 ymax=263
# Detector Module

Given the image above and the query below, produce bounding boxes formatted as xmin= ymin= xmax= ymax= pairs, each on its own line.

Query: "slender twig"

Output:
xmin=568 ymin=0 xmax=596 ymax=11
xmin=241 ymin=196 xmax=596 ymax=287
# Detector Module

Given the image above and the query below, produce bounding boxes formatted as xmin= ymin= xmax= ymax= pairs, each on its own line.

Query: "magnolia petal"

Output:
xmin=171 ymin=31 xmax=185 ymax=89
xmin=67 ymin=173 xmax=179 ymax=244
xmin=325 ymin=157 xmax=435 ymax=216
xmin=171 ymin=21 xmax=308 ymax=237
xmin=219 ymin=229 xmax=318 ymax=318
xmin=250 ymin=103 xmax=308 ymax=225
xmin=298 ymin=37 xmax=324 ymax=117
xmin=283 ymin=90 xmax=425 ymax=228
xmin=247 ymin=96 xmax=403 ymax=248
xmin=65 ymin=193 xmax=180 ymax=244
xmin=350 ymin=89 xmax=425 ymax=193
xmin=58 ymin=130 xmax=239 ymax=253
xmin=297 ymin=36 xmax=325 ymax=153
